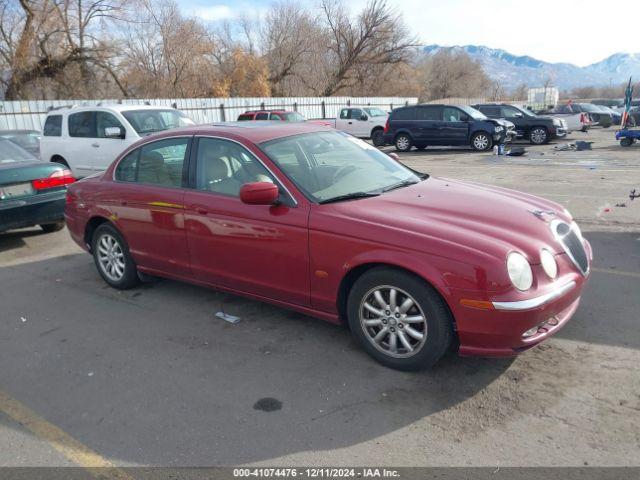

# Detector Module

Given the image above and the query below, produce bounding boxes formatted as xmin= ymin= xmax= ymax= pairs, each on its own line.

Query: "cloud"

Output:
xmin=191 ymin=4 xmax=236 ymax=22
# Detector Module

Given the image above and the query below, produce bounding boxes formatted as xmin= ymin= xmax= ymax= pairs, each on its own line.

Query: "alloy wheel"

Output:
xmin=359 ymin=285 xmax=428 ymax=358
xmin=473 ymin=134 xmax=489 ymax=150
xmin=96 ymin=233 xmax=126 ymax=282
xmin=396 ymin=136 xmax=410 ymax=151
xmin=530 ymin=128 xmax=547 ymax=144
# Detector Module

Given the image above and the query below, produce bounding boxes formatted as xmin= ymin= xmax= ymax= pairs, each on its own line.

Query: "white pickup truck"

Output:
xmin=334 ymin=107 xmax=389 ymax=146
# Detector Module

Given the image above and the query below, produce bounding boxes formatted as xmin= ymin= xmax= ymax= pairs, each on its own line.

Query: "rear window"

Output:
xmin=255 ymin=112 xmax=269 ymax=120
xmin=0 ymin=138 xmax=36 ymax=163
xmin=391 ymin=107 xmax=416 ymax=121
xmin=237 ymin=114 xmax=253 ymax=121
xmin=68 ymin=111 xmax=96 ymax=138
xmin=115 ymin=150 xmax=139 ymax=182
xmin=43 ymin=115 xmax=62 ymax=136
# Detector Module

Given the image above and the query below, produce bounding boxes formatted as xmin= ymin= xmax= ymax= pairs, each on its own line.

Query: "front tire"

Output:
xmin=92 ymin=223 xmax=139 ymax=289
xmin=471 ymin=131 xmax=493 ymax=151
xmin=529 ymin=127 xmax=548 ymax=145
xmin=620 ymin=137 xmax=633 ymax=147
xmin=394 ymin=134 xmax=412 ymax=152
xmin=347 ymin=267 xmax=453 ymax=371
xmin=40 ymin=222 xmax=64 ymax=233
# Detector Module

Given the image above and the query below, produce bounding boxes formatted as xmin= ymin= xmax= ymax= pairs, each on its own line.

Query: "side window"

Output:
xmin=500 ymin=106 xmax=519 ymax=117
xmin=392 ymin=108 xmax=416 ymax=121
xmin=237 ymin=114 xmax=253 ymax=121
xmin=339 ymin=109 xmax=349 ymax=119
xmin=115 ymin=150 xmax=139 ymax=182
xmin=351 ymin=108 xmax=364 ymax=120
xmin=196 ymin=137 xmax=274 ymax=197
xmin=43 ymin=115 xmax=62 ymax=136
xmin=416 ymin=106 xmax=441 ymax=120
xmin=138 ymin=138 xmax=188 ymax=188
xmin=442 ymin=107 xmax=464 ymax=122
xmin=96 ymin=112 xmax=124 ymax=138
xmin=255 ymin=112 xmax=269 ymax=120
xmin=68 ymin=111 xmax=96 ymax=138
xmin=481 ymin=106 xmax=500 ymax=117
xmin=270 ymin=113 xmax=283 ymax=120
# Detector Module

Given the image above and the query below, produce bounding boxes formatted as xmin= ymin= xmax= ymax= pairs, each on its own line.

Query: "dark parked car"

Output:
xmin=0 ymin=129 xmax=41 ymax=158
xmin=0 ymin=138 xmax=75 ymax=233
xmin=473 ymin=104 xmax=568 ymax=145
xmin=566 ymin=103 xmax=613 ymax=128
xmin=382 ymin=104 xmax=515 ymax=152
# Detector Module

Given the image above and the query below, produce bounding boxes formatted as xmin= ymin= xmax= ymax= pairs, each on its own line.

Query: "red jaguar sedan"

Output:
xmin=65 ymin=123 xmax=592 ymax=370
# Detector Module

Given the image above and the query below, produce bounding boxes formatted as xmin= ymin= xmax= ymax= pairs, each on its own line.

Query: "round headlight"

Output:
xmin=495 ymin=125 xmax=504 ymax=132
xmin=540 ymin=249 xmax=558 ymax=279
xmin=506 ymin=252 xmax=533 ymax=291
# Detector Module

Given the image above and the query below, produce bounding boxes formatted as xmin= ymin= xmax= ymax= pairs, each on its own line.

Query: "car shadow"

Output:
xmin=0 ymin=227 xmax=51 ymax=252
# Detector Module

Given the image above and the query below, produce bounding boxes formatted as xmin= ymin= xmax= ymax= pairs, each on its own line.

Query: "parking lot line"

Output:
xmin=592 ymin=267 xmax=640 ymax=279
xmin=0 ymin=389 xmax=134 ymax=479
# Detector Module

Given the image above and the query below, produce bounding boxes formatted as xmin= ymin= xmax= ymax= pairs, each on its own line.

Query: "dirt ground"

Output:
xmin=0 ymin=127 xmax=638 ymax=469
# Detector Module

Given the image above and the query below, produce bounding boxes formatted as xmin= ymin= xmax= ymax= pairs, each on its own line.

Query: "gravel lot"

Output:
xmin=0 ymin=128 xmax=638 ymax=469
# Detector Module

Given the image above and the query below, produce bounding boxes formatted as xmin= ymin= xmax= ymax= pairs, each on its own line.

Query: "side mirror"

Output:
xmin=105 ymin=126 xmax=125 ymax=139
xmin=240 ymin=182 xmax=279 ymax=205
xmin=360 ymin=114 xmax=368 ymax=121
xmin=514 ymin=112 xmax=523 ymax=118
xmin=460 ymin=115 xmax=471 ymax=122
xmin=388 ymin=152 xmax=400 ymax=161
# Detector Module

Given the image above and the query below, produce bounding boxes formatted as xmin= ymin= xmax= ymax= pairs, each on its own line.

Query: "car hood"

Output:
xmin=323 ymin=177 xmax=571 ymax=262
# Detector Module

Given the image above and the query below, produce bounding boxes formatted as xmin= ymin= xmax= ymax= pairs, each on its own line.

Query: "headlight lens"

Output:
xmin=495 ymin=126 xmax=504 ymax=132
xmin=507 ymin=252 xmax=533 ymax=291
xmin=540 ymin=249 xmax=558 ymax=279
xmin=553 ymin=119 xmax=561 ymax=126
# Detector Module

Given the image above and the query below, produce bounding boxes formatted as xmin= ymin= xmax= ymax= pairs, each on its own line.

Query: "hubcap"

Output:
xmin=359 ymin=285 xmax=428 ymax=358
xmin=396 ymin=136 xmax=409 ymax=150
xmin=531 ymin=129 xmax=546 ymax=143
xmin=473 ymin=135 xmax=489 ymax=150
xmin=97 ymin=234 xmax=126 ymax=281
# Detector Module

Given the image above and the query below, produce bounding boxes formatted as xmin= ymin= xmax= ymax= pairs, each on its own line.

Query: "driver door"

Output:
xmin=184 ymin=136 xmax=311 ymax=306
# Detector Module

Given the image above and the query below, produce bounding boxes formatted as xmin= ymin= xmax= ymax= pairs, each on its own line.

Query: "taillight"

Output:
xmin=383 ymin=117 xmax=390 ymax=133
xmin=32 ymin=169 xmax=76 ymax=191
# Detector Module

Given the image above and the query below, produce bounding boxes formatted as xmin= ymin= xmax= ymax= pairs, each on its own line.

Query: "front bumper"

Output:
xmin=450 ymin=243 xmax=591 ymax=357
xmin=0 ymin=191 xmax=65 ymax=232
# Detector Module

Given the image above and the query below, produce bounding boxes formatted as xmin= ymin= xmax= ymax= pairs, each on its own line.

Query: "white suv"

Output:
xmin=40 ymin=105 xmax=195 ymax=177
xmin=334 ymin=107 xmax=389 ymax=146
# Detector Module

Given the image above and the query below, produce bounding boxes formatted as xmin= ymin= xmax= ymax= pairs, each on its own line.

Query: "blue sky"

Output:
xmin=178 ymin=0 xmax=634 ymax=66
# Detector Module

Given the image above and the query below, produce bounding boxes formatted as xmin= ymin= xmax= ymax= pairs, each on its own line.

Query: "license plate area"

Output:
xmin=0 ymin=182 xmax=34 ymax=200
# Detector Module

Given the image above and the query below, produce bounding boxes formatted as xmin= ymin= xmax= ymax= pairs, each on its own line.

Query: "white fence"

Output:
xmin=0 ymin=96 xmax=417 ymax=131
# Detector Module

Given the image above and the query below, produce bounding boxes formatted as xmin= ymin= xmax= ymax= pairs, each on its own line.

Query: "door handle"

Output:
xmin=348 ymin=122 xmax=352 ymax=124
xmin=195 ymin=206 xmax=208 ymax=215
xmin=91 ymin=142 xmax=100 ymax=148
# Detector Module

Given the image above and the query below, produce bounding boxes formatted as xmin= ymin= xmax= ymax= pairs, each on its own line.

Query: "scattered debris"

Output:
xmin=630 ymin=189 xmax=639 ymax=201
xmin=554 ymin=143 xmax=575 ymax=151
xmin=615 ymin=203 xmax=627 ymax=207
xmin=575 ymin=141 xmax=594 ymax=151
xmin=253 ymin=397 xmax=282 ymax=412
xmin=216 ymin=311 xmax=241 ymax=324
xmin=506 ymin=146 xmax=526 ymax=156
xmin=20 ymin=317 xmax=26 ymax=322
xmin=88 ymin=372 xmax=94 ymax=377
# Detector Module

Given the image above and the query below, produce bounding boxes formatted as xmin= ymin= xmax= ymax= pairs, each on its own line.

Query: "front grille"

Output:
xmin=551 ymin=220 xmax=589 ymax=275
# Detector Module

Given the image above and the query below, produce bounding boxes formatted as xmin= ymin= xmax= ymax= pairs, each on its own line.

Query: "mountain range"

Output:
xmin=422 ymin=45 xmax=640 ymax=91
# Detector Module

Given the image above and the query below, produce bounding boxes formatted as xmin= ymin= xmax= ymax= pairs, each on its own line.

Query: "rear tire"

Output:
xmin=371 ymin=129 xmax=385 ymax=147
xmin=51 ymin=156 xmax=69 ymax=168
xmin=394 ymin=134 xmax=412 ymax=152
xmin=40 ymin=222 xmax=64 ymax=233
xmin=347 ymin=267 xmax=453 ymax=371
xmin=92 ymin=223 xmax=139 ymax=289
xmin=620 ymin=137 xmax=633 ymax=147
xmin=529 ymin=127 xmax=548 ymax=145
xmin=471 ymin=131 xmax=493 ymax=151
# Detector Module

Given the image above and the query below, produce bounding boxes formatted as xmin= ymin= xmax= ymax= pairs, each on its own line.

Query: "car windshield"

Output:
xmin=122 ymin=109 xmax=195 ymax=135
xmin=0 ymin=138 xmax=37 ymax=164
xmin=281 ymin=112 xmax=306 ymax=122
xmin=459 ymin=105 xmax=487 ymax=120
xmin=364 ymin=108 xmax=387 ymax=117
xmin=261 ymin=131 xmax=422 ymax=203
xmin=514 ymin=106 xmax=536 ymax=117
xmin=577 ymin=104 xmax=600 ymax=113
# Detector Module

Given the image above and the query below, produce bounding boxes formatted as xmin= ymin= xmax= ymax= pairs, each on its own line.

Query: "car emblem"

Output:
xmin=529 ymin=209 xmax=556 ymax=221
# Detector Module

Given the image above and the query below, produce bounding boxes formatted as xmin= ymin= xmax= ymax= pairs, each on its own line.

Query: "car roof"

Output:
xmin=46 ymin=104 xmax=179 ymax=115
xmin=143 ymin=121 xmax=330 ymax=144
xmin=242 ymin=110 xmax=293 ymax=114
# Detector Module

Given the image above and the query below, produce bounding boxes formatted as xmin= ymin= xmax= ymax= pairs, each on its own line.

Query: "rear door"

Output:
xmin=108 ymin=136 xmax=192 ymax=276
xmin=414 ymin=105 xmax=443 ymax=144
xmin=66 ymin=111 xmax=97 ymax=177
xmin=440 ymin=106 xmax=470 ymax=145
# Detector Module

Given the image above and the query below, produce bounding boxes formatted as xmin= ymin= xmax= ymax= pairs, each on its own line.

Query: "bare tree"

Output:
xmin=317 ymin=0 xmax=416 ymax=96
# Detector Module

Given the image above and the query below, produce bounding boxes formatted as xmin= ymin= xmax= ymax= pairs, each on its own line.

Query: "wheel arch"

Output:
xmin=393 ymin=129 xmax=414 ymax=141
xmin=84 ymin=216 xmax=111 ymax=251
xmin=370 ymin=125 xmax=384 ymax=138
xmin=336 ymin=261 xmax=457 ymax=337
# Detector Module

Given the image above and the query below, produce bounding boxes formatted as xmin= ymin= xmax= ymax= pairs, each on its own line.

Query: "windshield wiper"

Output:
xmin=318 ymin=191 xmax=380 ymax=204
xmin=381 ymin=180 xmax=419 ymax=193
